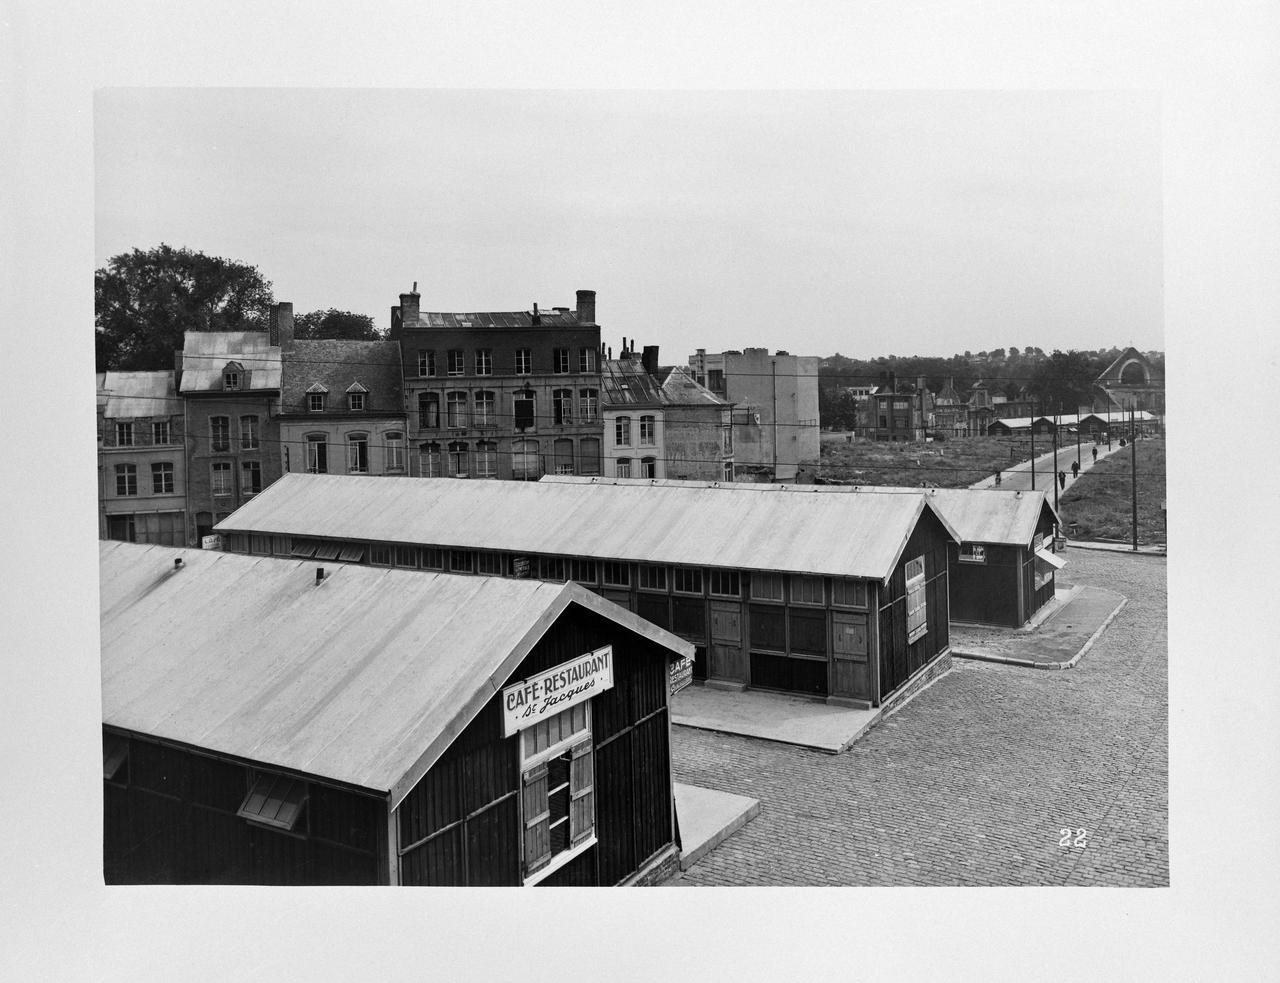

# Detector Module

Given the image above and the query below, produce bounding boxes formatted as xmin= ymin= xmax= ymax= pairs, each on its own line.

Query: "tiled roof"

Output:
xmin=601 ymin=359 xmax=664 ymax=407
xmin=280 ymin=340 xmax=403 ymax=416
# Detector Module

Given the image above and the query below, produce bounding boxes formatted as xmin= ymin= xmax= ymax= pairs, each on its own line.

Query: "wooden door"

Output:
xmin=709 ymin=601 xmax=746 ymax=683
xmin=830 ymin=611 xmax=870 ymax=701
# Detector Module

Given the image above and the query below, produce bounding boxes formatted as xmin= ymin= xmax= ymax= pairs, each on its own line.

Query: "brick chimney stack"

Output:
xmin=399 ymin=282 xmax=420 ymax=326
xmin=642 ymin=345 xmax=659 ymax=375
xmin=268 ymin=302 xmax=294 ymax=350
xmin=576 ymin=289 xmax=596 ymax=325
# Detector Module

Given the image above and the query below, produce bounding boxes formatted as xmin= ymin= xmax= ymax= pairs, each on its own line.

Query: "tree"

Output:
xmin=1029 ymin=350 xmax=1098 ymax=413
xmin=1008 ymin=346 xmax=1020 ymax=357
xmin=294 ymin=309 xmax=381 ymax=341
xmin=95 ymin=244 xmax=273 ymax=370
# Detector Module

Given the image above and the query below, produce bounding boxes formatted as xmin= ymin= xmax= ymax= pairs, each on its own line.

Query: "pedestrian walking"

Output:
xmin=1091 ymin=446 xmax=1098 ymax=463
xmin=1057 ymin=470 xmax=1066 ymax=490
xmin=1071 ymin=460 xmax=1080 ymax=479
xmin=994 ymin=471 xmax=1002 ymax=486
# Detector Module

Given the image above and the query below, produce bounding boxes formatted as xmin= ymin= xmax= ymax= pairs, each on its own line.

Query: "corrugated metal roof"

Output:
xmin=100 ymin=370 xmax=180 ymax=418
xmin=544 ymin=476 xmax=1054 ymax=547
xmin=179 ymin=331 xmax=282 ymax=392
xmin=215 ymin=472 xmax=957 ymax=580
xmin=100 ymin=541 xmax=690 ymax=800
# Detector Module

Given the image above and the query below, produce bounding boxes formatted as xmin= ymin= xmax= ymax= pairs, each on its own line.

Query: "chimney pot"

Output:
xmin=174 ymin=557 xmax=184 ymax=570
xmin=315 ymin=567 xmax=326 ymax=584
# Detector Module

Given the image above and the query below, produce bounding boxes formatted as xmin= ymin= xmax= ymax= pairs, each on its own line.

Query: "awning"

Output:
xmin=1035 ymin=548 xmax=1066 ymax=570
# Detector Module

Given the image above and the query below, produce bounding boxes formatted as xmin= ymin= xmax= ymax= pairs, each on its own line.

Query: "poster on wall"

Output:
xmin=669 ymin=655 xmax=693 ymax=695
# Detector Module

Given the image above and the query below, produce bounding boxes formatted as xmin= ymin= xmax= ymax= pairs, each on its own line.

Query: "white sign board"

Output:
xmin=502 ymin=646 xmax=614 ymax=737
xmin=201 ymin=535 xmax=221 ymax=550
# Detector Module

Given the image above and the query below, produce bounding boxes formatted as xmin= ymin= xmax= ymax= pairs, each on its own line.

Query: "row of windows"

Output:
xmin=612 ymin=415 xmax=655 ymax=447
xmin=307 ymin=392 xmax=367 ymax=413
xmin=417 ymin=390 xmax=598 ymax=430
xmin=207 ymin=416 xmax=260 ymax=452
xmin=227 ymin=533 xmax=870 ymax=607
xmin=416 ymin=437 xmax=596 ymax=479
xmin=113 ymin=462 xmax=176 ymax=496
xmin=417 ymin=347 xmax=597 ymax=379
xmin=106 ymin=421 xmax=176 ymax=447
xmin=211 ymin=460 xmax=262 ymax=497
xmin=303 ymin=432 xmax=404 ymax=474
xmin=613 ymin=457 xmax=656 ymax=479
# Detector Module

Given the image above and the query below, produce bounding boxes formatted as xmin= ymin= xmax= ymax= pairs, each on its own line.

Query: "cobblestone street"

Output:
xmin=669 ymin=549 xmax=1168 ymax=886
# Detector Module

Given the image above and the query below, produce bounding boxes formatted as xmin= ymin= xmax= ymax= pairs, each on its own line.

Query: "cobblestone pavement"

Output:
xmin=668 ymin=550 xmax=1167 ymax=886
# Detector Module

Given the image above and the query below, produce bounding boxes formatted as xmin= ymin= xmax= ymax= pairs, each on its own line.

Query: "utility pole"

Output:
xmin=1052 ymin=403 xmax=1060 ymax=514
xmin=1130 ymin=401 xmax=1139 ymax=551
xmin=1029 ymin=396 xmax=1036 ymax=490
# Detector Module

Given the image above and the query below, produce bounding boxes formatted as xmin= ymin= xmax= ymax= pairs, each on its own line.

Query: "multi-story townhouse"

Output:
xmin=177 ymin=307 xmax=284 ymax=543
xmin=390 ymin=285 xmax=602 ymax=480
xmin=687 ymin=348 xmax=819 ymax=481
xmin=97 ymin=370 xmax=187 ymax=544
xmin=603 ymin=344 xmax=734 ymax=481
xmin=276 ymin=305 xmax=406 ymax=478
xmin=601 ymin=346 xmax=666 ymax=479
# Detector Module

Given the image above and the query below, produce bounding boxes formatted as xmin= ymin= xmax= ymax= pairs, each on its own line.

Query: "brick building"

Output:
xmin=97 ymin=370 xmax=187 ymax=545
xmin=177 ymin=312 xmax=284 ymax=543
xmin=390 ymin=285 xmax=603 ymax=480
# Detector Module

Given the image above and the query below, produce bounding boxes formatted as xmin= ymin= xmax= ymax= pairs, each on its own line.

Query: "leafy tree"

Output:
xmin=95 ymin=244 xmax=273 ymax=370
xmin=1009 ymin=346 xmax=1020 ymax=357
xmin=1029 ymin=350 xmax=1098 ymax=413
xmin=294 ymin=309 xmax=381 ymax=341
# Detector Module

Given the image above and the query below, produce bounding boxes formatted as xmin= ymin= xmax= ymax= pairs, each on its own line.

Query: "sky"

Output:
xmin=95 ymin=88 xmax=1163 ymax=361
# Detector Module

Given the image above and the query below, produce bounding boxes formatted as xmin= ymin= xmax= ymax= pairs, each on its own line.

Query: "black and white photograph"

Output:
xmin=5 ymin=2 xmax=1278 ymax=980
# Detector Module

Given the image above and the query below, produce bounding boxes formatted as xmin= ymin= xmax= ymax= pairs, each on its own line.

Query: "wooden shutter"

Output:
xmin=568 ymin=741 xmax=595 ymax=847
xmin=522 ymin=763 xmax=551 ymax=875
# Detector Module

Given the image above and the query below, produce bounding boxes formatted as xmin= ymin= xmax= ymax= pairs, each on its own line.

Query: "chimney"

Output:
xmin=399 ymin=282 xmax=420 ymax=326
xmin=642 ymin=345 xmax=659 ymax=375
xmin=576 ymin=289 xmax=596 ymax=325
xmin=268 ymin=301 xmax=294 ymax=350
xmin=531 ymin=303 xmax=541 ymax=326
xmin=390 ymin=305 xmax=401 ymax=336
xmin=315 ymin=567 xmax=326 ymax=585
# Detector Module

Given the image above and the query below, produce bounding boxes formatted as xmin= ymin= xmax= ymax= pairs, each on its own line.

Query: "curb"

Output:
xmin=1067 ymin=541 xmax=1166 ymax=557
xmin=952 ymin=595 xmax=1128 ymax=671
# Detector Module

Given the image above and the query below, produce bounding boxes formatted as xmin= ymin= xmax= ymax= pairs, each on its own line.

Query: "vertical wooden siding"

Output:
xmin=878 ymin=511 xmax=952 ymax=700
xmin=103 ymin=732 xmax=384 ymax=885
xmin=397 ymin=606 xmax=674 ymax=886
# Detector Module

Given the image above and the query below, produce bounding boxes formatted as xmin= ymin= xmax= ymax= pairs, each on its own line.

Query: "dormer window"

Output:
xmin=346 ymin=381 xmax=370 ymax=411
xmin=306 ymin=381 xmax=329 ymax=412
xmin=222 ymin=362 xmax=244 ymax=391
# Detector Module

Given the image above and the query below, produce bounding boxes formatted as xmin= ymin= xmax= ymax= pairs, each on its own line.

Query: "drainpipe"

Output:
xmin=771 ymin=358 xmax=778 ymax=479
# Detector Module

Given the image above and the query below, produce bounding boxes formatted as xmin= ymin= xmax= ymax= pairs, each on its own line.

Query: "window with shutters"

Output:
xmin=905 ymin=555 xmax=928 ymax=643
xmin=520 ymin=703 xmax=594 ymax=883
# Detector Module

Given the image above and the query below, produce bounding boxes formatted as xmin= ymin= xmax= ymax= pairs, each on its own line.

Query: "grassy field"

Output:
xmin=817 ymin=434 xmax=1037 ymax=487
xmin=1058 ymin=438 xmax=1166 ymax=545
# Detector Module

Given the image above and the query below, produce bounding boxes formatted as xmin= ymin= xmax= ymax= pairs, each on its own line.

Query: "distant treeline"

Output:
xmin=817 ymin=347 xmax=1165 ymax=429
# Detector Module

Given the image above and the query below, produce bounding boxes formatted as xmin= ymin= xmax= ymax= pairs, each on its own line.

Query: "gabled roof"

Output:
xmin=179 ymin=332 xmax=281 ymax=393
xmin=100 ymin=541 xmax=690 ymax=807
xmin=99 ymin=370 xmax=180 ymax=418
xmin=215 ymin=473 xmax=959 ymax=581
xmin=657 ymin=366 xmax=730 ymax=407
xmin=547 ymin=477 xmax=1050 ymax=547
xmin=1096 ymin=346 xmax=1163 ymax=386
xmin=280 ymin=340 xmax=403 ymax=416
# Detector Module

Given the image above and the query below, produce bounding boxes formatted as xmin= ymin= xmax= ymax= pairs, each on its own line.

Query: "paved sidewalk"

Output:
xmin=950 ymin=582 xmax=1127 ymax=669
xmin=671 ymin=685 xmax=879 ymax=753
xmin=673 ymin=782 xmax=760 ymax=871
